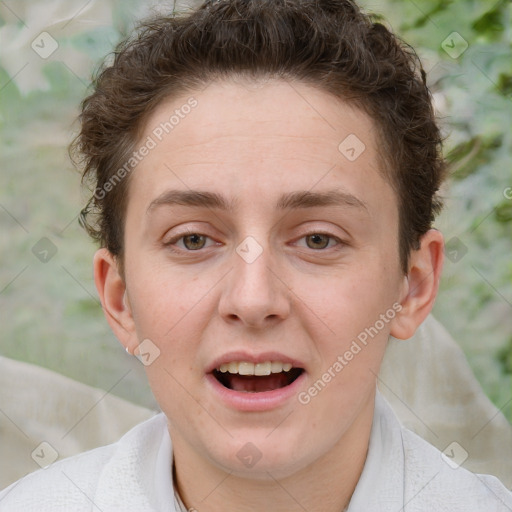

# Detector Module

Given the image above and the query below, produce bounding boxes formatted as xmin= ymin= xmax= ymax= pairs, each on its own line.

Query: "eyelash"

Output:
xmin=163 ymin=231 xmax=345 ymax=253
xmin=163 ymin=232 xmax=217 ymax=253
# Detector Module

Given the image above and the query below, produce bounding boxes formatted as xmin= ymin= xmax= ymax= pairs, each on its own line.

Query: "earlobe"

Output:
xmin=93 ymin=248 xmax=138 ymax=352
xmin=390 ymin=229 xmax=444 ymax=340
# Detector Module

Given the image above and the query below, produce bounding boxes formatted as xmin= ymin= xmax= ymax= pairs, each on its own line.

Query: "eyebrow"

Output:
xmin=146 ymin=189 xmax=368 ymax=213
xmin=276 ymin=190 xmax=367 ymax=211
xmin=147 ymin=190 xmax=236 ymax=213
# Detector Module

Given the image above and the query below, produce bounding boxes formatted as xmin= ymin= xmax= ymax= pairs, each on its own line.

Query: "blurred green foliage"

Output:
xmin=362 ymin=0 xmax=512 ymax=418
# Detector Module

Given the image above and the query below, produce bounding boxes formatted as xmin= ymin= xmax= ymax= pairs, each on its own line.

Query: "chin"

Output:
xmin=202 ymin=432 xmax=312 ymax=480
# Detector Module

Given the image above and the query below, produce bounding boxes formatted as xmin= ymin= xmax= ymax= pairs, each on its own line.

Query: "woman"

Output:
xmin=1 ymin=0 xmax=511 ymax=510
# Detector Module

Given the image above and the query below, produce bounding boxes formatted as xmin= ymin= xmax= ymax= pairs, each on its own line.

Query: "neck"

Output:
xmin=171 ymin=393 xmax=375 ymax=512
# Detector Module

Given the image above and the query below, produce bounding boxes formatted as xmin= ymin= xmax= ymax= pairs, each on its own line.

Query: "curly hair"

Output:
xmin=71 ymin=0 xmax=446 ymax=275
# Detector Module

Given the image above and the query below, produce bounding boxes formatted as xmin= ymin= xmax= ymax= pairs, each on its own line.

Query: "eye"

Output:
xmin=164 ymin=232 xmax=215 ymax=251
xmin=181 ymin=233 xmax=208 ymax=250
xmin=296 ymin=233 xmax=342 ymax=250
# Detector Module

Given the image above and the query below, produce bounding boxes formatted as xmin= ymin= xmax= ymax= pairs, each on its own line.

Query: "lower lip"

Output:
xmin=205 ymin=371 xmax=306 ymax=412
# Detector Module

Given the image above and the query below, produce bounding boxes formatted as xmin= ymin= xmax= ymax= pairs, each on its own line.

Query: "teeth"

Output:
xmin=216 ymin=361 xmax=295 ymax=375
xmin=271 ymin=361 xmax=283 ymax=373
xmin=238 ymin=362 xmax=254 ymax=375
xmin=254 ymin=362 xmax=271 ymax=376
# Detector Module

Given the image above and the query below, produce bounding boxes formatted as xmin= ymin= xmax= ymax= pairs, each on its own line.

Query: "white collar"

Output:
xmin=153 ymin=388 xmax=403 ymax=511
xmin=346 ymin=389 xmax=405 ymax=510
xmin=145 ymin=389 xmax=510 ymax=511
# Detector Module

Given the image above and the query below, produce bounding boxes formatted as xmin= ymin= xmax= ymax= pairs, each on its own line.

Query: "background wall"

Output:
xmin=0 ymin=0 xmax=510 ymax=419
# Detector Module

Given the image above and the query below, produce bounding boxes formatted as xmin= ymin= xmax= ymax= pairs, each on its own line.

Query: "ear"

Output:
xmin=390 ymin=229 xmax=444 ymax=340
xmin=93 ymin=248 xmax=138 ymax=353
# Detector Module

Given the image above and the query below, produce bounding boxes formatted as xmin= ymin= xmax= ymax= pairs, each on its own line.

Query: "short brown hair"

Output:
xmin=72 ymin=0 xmax=446 ymax=274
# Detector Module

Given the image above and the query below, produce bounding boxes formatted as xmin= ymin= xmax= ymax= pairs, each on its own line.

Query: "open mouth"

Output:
xmin=212 ymin=361 xmax=304 ymax=393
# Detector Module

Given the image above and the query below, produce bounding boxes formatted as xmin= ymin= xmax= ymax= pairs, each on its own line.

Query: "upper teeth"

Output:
xmin=217 ymin=361 xmax=293 ymax=376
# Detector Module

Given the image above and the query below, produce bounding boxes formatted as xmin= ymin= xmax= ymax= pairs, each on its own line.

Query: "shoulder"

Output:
xmin=401 ymin=425 xmax=512 ymax=511
xmin=0 ymin=413 xmax=166 ymax=512
xmin=356 ymin=391 xmax=512 ymax=511
xmin=0 ymin=443 xmax=116 ymax=511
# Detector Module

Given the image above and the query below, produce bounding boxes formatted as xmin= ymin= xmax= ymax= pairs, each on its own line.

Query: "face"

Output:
xmin=105 ymin=80 xmax=411 ymax=479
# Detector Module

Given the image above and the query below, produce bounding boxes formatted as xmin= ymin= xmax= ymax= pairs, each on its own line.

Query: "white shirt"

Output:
xmin=1 ymin=390 xmax=510 ymax=511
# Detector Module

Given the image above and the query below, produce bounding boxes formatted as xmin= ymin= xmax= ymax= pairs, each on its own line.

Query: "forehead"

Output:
xmin=129 ymin=79 xmax=395 ymax=218
xmin=142 ymin=79 xmax=372 ymax=161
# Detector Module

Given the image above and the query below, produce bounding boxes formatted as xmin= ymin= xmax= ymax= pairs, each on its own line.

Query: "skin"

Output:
xmin=94 ymin=79 xmax=444 ymax=512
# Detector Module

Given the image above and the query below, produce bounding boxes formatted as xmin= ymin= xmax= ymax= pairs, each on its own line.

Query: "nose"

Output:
xmin=218 ymin=238 xmax=291 ymax=329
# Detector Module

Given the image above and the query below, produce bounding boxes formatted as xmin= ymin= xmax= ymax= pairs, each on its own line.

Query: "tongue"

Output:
xmin=228 ymin=373 xmax=290 ymax=392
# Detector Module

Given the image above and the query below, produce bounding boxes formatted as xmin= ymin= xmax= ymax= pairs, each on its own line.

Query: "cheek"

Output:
xmin=304 ymin=259 xmax=400 ymax=338
xmin=300 ymin=265 xmax=401 ymax=398
xmin=127 ymin=263 xmax=211 ymax=337
xmin=126 ymin=264 xmax=219 ymax=389
xmin=303 ymin=271 xmax=395 ymax=397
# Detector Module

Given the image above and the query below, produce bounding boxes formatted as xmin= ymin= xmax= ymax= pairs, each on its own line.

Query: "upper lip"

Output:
xmin=206 ymin=351 xmax=306 ymax=373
